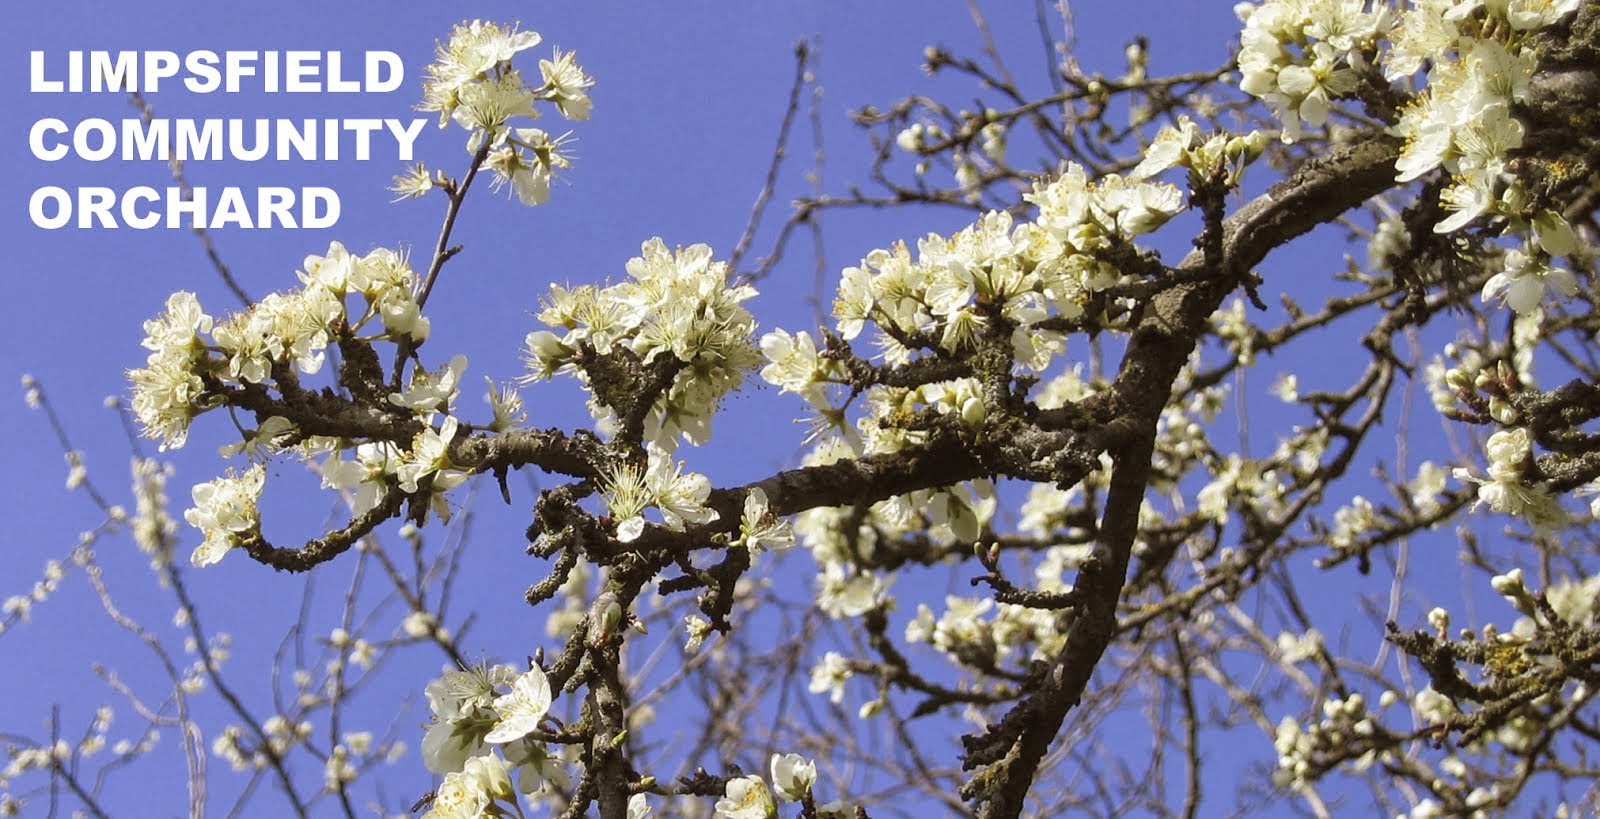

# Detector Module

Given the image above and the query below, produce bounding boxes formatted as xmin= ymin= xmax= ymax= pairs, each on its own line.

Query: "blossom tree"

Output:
xmin=9 ymin=3 xmax=1600 ymax=818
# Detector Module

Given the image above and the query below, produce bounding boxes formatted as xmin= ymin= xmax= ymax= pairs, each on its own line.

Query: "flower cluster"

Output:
xmin=130 ymin=456 xmax=178 ymax=566
xmin=183 ymin=465 xmax=265 ymax=567
xmin=1391 ymin=2 xmax=1575 ymax=231
xmin=1387 ymin=1 xmax=1584 ymax=339
xmin=1452 ymin=427 xmax=1563 ymax=529
xmin=769 ymin=163 xmax=1180 ymax=622
xmin=411 ymin=20 xmax=591 ymax=206
xmin=525 ymin=238 xmax=761 ymax=451
xmin=127 ymin=292 xmax=215 ymax=450
xmin=711 ymin=754 xmax=849 ymax=818
xmin=126 ymin=19 xmax=600 ymax=577
xmin=1271 ymin=691 xmax=1392 ymax=789
xmin=1237 ymin=2 xmax=1578 ymax=208
xmin=1196 ymin=453 xmax=1288 ymax=525
xmin=128 ymin=239 xmax=492 ymax=555
xmin=1238 ymin=0 xmax=1582 ymax=317
xmin=127 ymin=243 xmax=436 ymax=453
xmin=1322 ymin=570 xmax=1600 ymax=816
xmin=1491 ymin=567 xmax=1600 ymax=636
xmin=900 ymin=116 xmax=1009 ymax=194
xmin=1131 ymin=115 xmax=1268 ymax=188
xmin=420 ymin=662 xmax=566 ymax=809
xmin=600 ymin=442 xmax=720 ymax=543
xmin=1236 ymin=0 xmax=1388 ymax=142
xmin=812 ymin=165 xmax=1179 ymax=373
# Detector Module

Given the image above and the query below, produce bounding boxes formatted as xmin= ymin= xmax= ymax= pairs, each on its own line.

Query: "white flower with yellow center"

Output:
xmin=714 ymin=775 xmax=776 ymax=819
xmin=485 ymin=666 xmax=552 ymax=744
xmin=183 ymin=465 xmax=266 ymax=567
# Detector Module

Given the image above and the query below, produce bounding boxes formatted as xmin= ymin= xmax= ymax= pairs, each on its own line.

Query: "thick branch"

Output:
xmin=962 ymin=131 xmax=1403 ymax=817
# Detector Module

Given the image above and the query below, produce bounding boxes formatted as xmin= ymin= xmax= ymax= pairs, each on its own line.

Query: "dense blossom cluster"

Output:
xmin=126 ymin=21 xmax=598 ymax=571
xmin=414 ymin=661 xmax=661 ymax=818
xmin=125 ymin=243 xmax=479 ymax=563
xmin=755 ymin=161 xmax=1200 ymax=693
xmin=184 ymin=465 xmax=266 ymax=567
xmin=600 ymin=442 xmax=718 ymax=542
xmin=408 ymin=20 xmax=591 ymax=206
xmin=127 ymin=243 xmax=433 ymax=452
xmin=1452 ymin=426 xmax=1564 ymax=526
xmin=803 ymin=164 xmax=1182 ymax=374
xmin=419 ymin=664 xmax=547 ymax=788
xmin=1237 ymin=0 xmax=1389 ymax=143
xmin=1240 ymin=0 xmax=1579 ymax=308
xmin=525 ymin=238 xmax=762 ymax=452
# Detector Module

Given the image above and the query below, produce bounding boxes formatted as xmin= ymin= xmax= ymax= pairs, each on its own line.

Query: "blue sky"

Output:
xmin=0 ymin=2 xmax=1461 ymax=816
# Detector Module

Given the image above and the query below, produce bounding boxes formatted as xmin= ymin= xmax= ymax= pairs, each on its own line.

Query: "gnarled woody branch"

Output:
xmin=960 ymin=131 xmax=1403 ymax=818
xmin=573 ymin=130 xmax=1405 ymax=816
xmin=237 ymin=489 xmax=405 ymax=572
